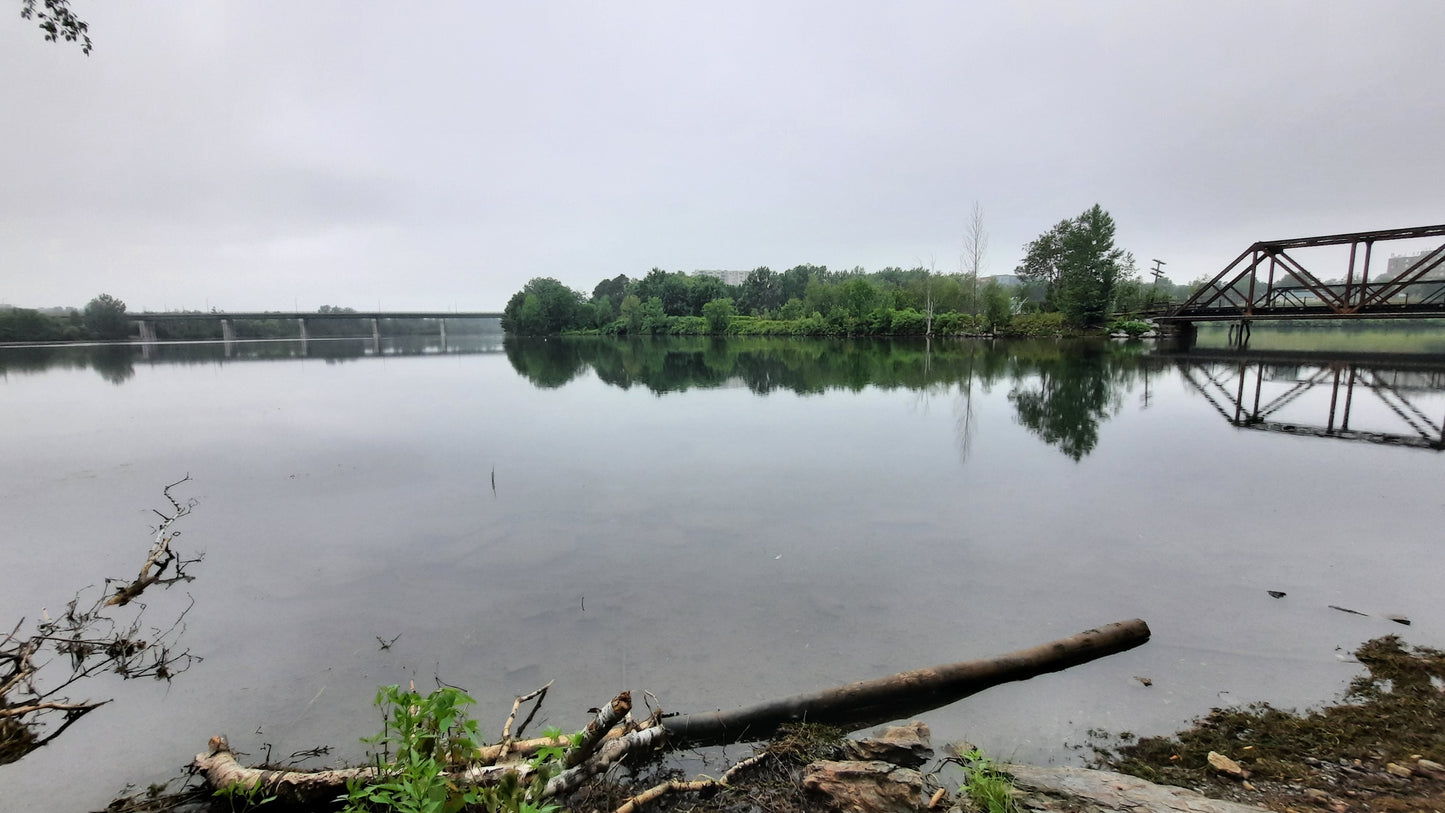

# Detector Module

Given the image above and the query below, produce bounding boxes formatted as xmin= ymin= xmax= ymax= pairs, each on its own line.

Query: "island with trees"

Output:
xmin=503 ymin=206 xmax=1192 ymax=338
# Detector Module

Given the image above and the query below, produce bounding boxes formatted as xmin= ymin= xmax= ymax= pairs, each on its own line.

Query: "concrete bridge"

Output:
xmin=129 ymin=310 xmax=503 ymax=344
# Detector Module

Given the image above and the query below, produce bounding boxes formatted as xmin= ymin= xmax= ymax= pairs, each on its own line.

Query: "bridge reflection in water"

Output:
xmin=1171 ymin=351 xmax=1445 ymax=450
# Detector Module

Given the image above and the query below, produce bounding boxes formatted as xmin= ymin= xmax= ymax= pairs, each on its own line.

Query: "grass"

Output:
xmin=956 ymin=748 xmax=1022 ymax=813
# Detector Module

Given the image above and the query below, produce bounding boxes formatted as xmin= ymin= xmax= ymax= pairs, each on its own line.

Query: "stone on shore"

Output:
xmin=1001 ymin=763 xmax=1272 ymax=813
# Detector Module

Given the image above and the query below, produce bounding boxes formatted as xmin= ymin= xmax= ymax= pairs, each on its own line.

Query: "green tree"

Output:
xmin=619 ymin=294 xmax=643 ymax=333
xmin=687 ymin=274 xmax=729 ymax=316
xmin=841 ymin=277 xmax=877 ymax=319
xmin=594 ymin=295 xmax=615 ymax=328
xmin=779 ymin=265 xmax=820 ymax=304
xmin=82 ymin=293 xmax=129 ymax=340
xmin=740 ymin=267 xmax=781 ymax=315
xmin=19 ymin=0 xmax=90 ymax=54
xmin=592 ymin=274 xmax=630 ymax=305
xmin=1017 ymin=205 xmax=1133 ymax=327
xmin=658 ymin=272 xmax=693 ymax=316
xmin=702 ymin=297 xmax=736 ymax=333
xmin=639 ymin=296 xmax=668 ymax=334
xmin=982 ymin=279 xmax=1012 ymax=329
xmin=1016 ymin=218 xmax=1072 ymax=310
xmin=501 ymin=278 xmax=584 ymax=334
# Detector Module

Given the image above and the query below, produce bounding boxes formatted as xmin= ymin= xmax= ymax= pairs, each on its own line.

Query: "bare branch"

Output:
xmin=1 ymin=479 xmax=202 ymax=763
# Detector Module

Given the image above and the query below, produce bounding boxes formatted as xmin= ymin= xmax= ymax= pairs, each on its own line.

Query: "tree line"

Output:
xmin=503 ymin=205 xmax=1196 ymax=337
xmin=0 ymin=293 xmax=129 ymax=342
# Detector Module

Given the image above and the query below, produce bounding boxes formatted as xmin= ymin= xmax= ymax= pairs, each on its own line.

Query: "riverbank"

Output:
xmin=1098 ymin=635 xmax=1445 ymax=812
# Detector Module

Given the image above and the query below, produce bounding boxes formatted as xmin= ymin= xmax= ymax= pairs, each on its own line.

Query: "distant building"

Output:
xmin=693 ymin=269 xmax=749 ymax=286
xmin=1386 ymin=249 xmax=1444 ymax=281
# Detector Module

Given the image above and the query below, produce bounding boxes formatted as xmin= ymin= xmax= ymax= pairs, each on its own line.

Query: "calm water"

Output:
xmin=3 ymin=335 xmax=1445 ymax=811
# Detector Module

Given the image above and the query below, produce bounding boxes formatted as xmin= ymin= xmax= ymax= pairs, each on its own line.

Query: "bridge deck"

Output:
xmin=131 ymin=311 xmax=503 ymax=321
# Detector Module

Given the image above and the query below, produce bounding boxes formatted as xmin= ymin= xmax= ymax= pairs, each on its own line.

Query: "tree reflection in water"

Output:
xmin=504 ymin=336 xmax=1150 ymax=461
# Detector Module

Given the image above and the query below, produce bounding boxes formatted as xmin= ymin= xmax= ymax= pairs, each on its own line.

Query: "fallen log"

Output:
xmin=662 ymin=618 xmax=1151 ymax=747
xmin=193 ymin=619 xmax=1150 ymax=804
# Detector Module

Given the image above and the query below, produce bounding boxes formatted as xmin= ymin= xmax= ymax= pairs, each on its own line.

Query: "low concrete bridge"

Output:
xmin=129 ymin=310 xmax=503 ymax=343
xmin=1157 ymin=224 xmax=1445 ymax=346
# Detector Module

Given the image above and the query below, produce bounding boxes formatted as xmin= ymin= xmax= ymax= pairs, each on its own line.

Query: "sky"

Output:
xmin=3 ymin=1 xmax=1443 ymax=313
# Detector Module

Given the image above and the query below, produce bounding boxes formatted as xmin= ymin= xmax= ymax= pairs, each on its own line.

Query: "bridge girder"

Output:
xmin=1161 ymin=224 xmax=1445 ymax=323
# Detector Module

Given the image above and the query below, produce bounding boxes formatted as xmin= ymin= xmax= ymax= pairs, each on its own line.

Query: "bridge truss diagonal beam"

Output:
xmin=1164 ymin=223 xmax=1445 ymax=322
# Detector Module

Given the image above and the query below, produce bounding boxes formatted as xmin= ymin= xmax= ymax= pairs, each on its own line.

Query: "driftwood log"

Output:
xmin=663 ymin=617 xmax=1150 ymax=746
xmin=193 ymin=619 xmax=1150 ymax=804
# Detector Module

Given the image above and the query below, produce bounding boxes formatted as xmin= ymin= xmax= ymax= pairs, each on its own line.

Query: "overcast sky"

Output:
xmin=3 ymin=2 xmax=1443 ymax=312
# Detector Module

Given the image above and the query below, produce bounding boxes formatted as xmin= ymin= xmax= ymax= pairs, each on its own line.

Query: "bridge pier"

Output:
xmin=297 ymin=318 xmax=309 ymax=342
xmin=134 ymin=320 xmax=157 ymax=343
xmin=1170 ymin=321 xmax=1197 ymax=352
xmin=439 ymin=318 xmax=448 ymax=347
xmin=220 ymin=319 xmax=236 ymax=343
xmin=1227 ymin=319 xmax=1252 ymax=349
xmin=371 ymin=318 xmax=381 ymax=344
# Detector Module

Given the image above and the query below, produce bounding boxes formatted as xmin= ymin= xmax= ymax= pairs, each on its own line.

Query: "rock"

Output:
xmin=1002 ymin=763 xmax=1271 ymax=812
xmin=1416 ymin=757 xmax=1444 ymax=778
xmin=1385 ymin=761 xmax=1413 ymax=778
xmin=1267 ymin=590 xmax=1286 ymax=599
xmin=844 ymin=721 xmax=934 ymax=769
xmin=1208 ymin=751 xmax=1249 ymax=779
xmin=802 ymin=760 xmax=927 ymax=813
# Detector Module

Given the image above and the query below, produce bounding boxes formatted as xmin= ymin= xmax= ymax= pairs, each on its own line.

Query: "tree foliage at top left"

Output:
xmin=19 ymin=0 xmax=91 ymax=54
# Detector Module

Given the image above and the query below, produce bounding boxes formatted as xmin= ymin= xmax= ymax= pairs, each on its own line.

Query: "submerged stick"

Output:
xmin=662 ymin=618 xmax=1151 ymax=747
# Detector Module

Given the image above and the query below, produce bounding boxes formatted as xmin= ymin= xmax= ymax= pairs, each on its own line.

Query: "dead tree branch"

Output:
xmin=565 ymin=690 xmax=631 ymax=768
xmin=496 ymin=680 xmax=553 ymax=761
xmin=0 ymin=478 xmax=203 ymax=765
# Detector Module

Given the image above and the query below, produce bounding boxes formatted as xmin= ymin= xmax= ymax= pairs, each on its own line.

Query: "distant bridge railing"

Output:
xmin=128 ymin=311 xmax=503 ymax=343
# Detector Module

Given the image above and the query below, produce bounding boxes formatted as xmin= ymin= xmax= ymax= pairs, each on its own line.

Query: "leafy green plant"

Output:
xmin=1108 ymin=318 xmax=1151 ymax=337
xmin=343 ymin=684 xmax=564 ymax=813
xmin=956 ymin=748 xmax=1021 ymax=813
xmin=213 ymin=780 xmax=277 ymax=811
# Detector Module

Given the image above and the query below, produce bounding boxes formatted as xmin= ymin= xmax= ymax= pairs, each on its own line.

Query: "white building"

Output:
xmin=692 ymin=269 xmax=749 ymax=286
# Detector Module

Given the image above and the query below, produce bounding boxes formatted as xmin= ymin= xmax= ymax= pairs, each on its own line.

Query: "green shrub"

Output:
xmin=667 ymin=316 xmax=709 ymax=335
xmin=1108 ymin=319 xmax=1151 ymax=337
xmin=1003 ymin=312 xmax=1067 ymax=337
xmin=888 ymin=307 xmax=927 ymax=335
xmin=344 ymin=685 xmax=561 ymax=813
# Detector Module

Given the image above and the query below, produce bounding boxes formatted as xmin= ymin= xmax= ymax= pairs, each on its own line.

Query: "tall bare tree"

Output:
xmin=962 ymin=202 xmax=989 ymax=315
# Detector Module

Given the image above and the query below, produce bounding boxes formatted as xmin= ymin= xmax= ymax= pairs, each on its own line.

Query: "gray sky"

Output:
xmin=3 ymin=1 xmax=1443 ymax=312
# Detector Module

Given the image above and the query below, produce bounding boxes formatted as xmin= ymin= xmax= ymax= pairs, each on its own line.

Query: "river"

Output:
xmin=2 ymin=334 xmax=1444 ymax=811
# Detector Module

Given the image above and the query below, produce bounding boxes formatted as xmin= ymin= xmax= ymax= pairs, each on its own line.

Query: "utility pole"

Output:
xmin=1147 ymin=259 xmax=1167 ymax=310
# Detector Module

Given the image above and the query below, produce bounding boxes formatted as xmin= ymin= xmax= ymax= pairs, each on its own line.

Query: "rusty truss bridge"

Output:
xmin=1169 ymin=350 xmax=1445 ymax=451
xmin=1157 ymin=224 xmax=1445 ymax=344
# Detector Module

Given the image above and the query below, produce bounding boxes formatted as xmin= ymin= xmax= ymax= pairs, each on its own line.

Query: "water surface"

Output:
xmin=2 ymin=335 xmax=1444 ymax=811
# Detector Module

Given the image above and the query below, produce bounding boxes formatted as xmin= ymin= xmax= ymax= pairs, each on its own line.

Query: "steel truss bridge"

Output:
xmin=1168 ymin=349 xmax=1445 ymax=451
xmin=1157 ymin=225 xmax=1445 ymax=344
